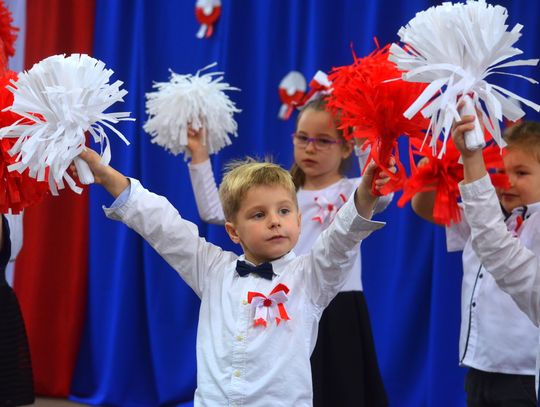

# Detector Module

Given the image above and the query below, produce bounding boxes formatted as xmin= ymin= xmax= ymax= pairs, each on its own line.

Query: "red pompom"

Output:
xmin=398 ymin=138 xmax=463 ymax=225
xmin=0 ymin=71 xmax=48 ymax=214
xmin=398 ymin=136 xmax=509 ymax=226
xmin=326 ymin=42 xmax=429 ymax=195
xmin=0 ymin=1 xmax=17 ymax=71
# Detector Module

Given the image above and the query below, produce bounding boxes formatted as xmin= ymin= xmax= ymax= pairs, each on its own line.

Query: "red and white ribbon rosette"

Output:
xmin=278 ymin=71 xmax=306 ymax=120
xmin=195 ymin=0 xmax=221 ymax=39
xmin=247 ymin=284 xmax=291 ymax=328
xmin=301 ymin=70 xmax=332 ymax=106
xmin=312 ymin=193 xmax=347 ymax=224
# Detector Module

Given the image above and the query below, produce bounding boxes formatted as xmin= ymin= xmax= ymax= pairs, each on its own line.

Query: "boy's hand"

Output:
xmin=451 ymin=115 xmax=478 ymax=159
xmin=187 ymin=127 xmax=210 ymax=164
xmin=355 ymin=158 xmax=396 ymax=218
xmin=451 ymin=115 xmax=488 ymax=183
xmin=71 ymin=149 xmax=129 ymax=198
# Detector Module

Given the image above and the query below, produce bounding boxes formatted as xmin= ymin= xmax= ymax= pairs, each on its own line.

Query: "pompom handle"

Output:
xmin=460 ymin=94 xmax=485 ymax=151
xmin=74 ymin=156 xmax=95 ymax=184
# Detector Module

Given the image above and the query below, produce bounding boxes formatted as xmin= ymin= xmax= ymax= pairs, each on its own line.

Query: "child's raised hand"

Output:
xmin=187 ymin=127 xmax=210 ymax=164
xmin=451 ymin=115 xmax=488 ymax=183
xmin=451 ymin=115 xmax=478 ymax=158
xmin=356 ymin=158 xmax=396 ymax=218
xmin=71 ymin=148 xmax=129 ymax=198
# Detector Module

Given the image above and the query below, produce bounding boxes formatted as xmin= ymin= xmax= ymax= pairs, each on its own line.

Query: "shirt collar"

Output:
xmin=525 ymin=201 xmax=540 ymax=219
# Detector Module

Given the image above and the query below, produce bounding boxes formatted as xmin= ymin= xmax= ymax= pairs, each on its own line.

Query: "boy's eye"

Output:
xmin=279 ymin=208 xmax=291 ymax=215
xmin=252 ymin=212 xmax=265 ymax=219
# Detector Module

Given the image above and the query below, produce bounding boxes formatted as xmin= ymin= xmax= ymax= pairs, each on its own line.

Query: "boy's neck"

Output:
xmin=303 ymin=174 xmax=344 ymax=191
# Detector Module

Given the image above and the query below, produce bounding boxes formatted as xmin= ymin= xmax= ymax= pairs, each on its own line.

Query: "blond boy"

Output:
xmin=76 ymin=150 xmax=390 ymax=407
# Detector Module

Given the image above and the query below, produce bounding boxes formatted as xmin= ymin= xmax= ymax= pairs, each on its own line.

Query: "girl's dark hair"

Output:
xmin=290 ymin=97 xmax=352 ymax=189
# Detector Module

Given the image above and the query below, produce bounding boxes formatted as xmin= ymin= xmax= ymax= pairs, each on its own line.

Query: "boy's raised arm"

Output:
xmin=78 ymin=149 xmax=130 ymax=198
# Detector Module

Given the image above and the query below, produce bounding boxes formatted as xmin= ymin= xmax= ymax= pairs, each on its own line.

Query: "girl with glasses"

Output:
xmin=186 ymin=97 xmax=390 ymax=407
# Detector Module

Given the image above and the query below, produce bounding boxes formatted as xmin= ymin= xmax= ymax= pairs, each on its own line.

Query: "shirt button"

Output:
xmin=242 ymin=299 xmax=248 ymax=305
xmin=236 ymin=335 xmax=243 ymax=341
xmin=472 ymin=302 xmax=476 ymax=307
xmin=233 ymin=370 xmax=241 ymax=377
xmin=479 ymin=274 xmax=483 ymax=279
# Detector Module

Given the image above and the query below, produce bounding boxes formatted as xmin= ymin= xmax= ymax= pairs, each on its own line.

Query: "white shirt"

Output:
xmin=188 ymin=159 xmax=392 ymax=291
xmin=104 ymin=179 xmax=384 ymax=407
xmin=451 ymin=174 xmax=540 ymax=375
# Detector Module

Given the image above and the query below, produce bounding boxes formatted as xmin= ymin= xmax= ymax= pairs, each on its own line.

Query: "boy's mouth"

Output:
xmin=268 ymin=235 xmax=286 ymax=241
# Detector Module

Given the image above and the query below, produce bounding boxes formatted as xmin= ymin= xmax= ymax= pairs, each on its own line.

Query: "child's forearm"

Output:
xmin=354 ymin=188 xmax=377 ymax=219
xmin=412 ymin=190 xmax=437 ymax=223
xmin=99 ymin=166 xmax=130 ymax=198
xmin=190 ymin=147 xmax=210 ymax=165
xmin=462 ymin=153 xmax=488 ymax=184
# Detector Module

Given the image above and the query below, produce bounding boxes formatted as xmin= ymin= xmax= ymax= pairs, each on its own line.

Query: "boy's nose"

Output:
xmin=268 ymin=214 xmax=281 ymax=227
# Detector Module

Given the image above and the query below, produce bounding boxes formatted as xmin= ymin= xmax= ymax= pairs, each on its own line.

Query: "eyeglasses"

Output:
xmin=291 ymin=133 xmax=343 ymax=151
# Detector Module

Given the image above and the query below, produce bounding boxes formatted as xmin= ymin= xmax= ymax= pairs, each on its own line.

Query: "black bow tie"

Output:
xmin=236 ymin=260 xmax=274 ymax=280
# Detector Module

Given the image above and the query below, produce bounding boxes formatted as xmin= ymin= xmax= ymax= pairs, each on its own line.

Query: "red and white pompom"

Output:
xmin=277 ymin=71 xmax=306 ymax=120
xmin=0 ymin=71 xmax=48 ymax=213
xmin=144 ymin=63 xmax=240 ymax=159
xmin=390 ymin=0 xmax=539 ymax=156
xmin=0 ymin=54 xmax=133 ymax=195
xmin=327 ymin=43 xmax=429 ymax=195
xmin=195 ymin=0 xmax=221 ymax=39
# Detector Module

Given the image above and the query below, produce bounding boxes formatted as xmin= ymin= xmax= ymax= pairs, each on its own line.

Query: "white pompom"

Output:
xmin=389 ymin=0 xmax=540 ymax=156
xmin=144 ymin=63 xmax=240 ymax=159
xmin=0 ymin=53 xmax=134 ymax=194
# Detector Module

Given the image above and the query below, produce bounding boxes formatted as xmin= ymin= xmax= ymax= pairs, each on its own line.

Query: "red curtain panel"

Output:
xmin=13 ymin=0 xmax=95 ymax=396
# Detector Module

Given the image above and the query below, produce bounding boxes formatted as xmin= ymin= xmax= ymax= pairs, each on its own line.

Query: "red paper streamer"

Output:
xmin=326 ymin=42 xmax=429 ymax=195
xmin=0 ymin=71 xmax=48 ymax=214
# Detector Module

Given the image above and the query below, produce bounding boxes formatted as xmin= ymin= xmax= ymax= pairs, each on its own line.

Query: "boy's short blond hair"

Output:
xmin=219 ymin=158 xmax=297 ymax=221
xmin=504 ymin=121 xmax=540 ymax=161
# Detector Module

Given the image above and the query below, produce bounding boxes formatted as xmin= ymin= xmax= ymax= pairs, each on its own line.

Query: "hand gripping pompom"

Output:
xmin=0 ymin=54 xmax=133 ymax=195
xmin=390 ymin=0 xmax=540 ymax=156
xmin=144 ymin=63 xmax=240 ymax=159
xmin=327 ymin=43 xmax=429 ymax=195
xmin=0 ymin=71 xmax=48 ymax=213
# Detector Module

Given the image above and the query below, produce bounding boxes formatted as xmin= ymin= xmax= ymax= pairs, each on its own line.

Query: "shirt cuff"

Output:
xmin=337 ymin=193 xmax=386 ymax=234
xmin=188 ymin=159 xmax=212 ymax=173
xmin=103 ymin=178 xmax=139 ymax=219
xmin=459 ymin=173 xmax=493 ymax=201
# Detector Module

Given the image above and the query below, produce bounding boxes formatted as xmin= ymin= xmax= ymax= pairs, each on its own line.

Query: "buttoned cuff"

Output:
xmin=188 ymin=159 xmax=212 ymax=174
xmin=459 ymin=174 xmax=493 ymax=202
xmin=336 ymin=193 xmax=385 ymax=234
xmin=103 ymin=178 xmax=142 ymax=220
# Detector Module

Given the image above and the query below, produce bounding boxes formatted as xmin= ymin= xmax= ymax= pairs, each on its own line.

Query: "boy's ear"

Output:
xmin=225 ymin=221 xmax=241 ymax=244
xmin=297 ymin=211 xmax=301 ymax=227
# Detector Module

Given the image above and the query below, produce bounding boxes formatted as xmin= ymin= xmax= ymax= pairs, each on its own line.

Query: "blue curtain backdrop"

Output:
xmin=70 ymin=1 xmax=540 ymax=406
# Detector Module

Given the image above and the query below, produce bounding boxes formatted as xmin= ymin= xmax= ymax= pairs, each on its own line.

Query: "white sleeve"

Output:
xmin=445 ymin=206 xmax=470 ymax=252
xmin=306 ymin=193 xmax=385 ymax=308
xmin=188 ymin=160 xmax=226 ymax=225
xmin=460 ymin=174 xmax=540 ymax=326
xmin=104 ymin=178 xmax=236 ymax=297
